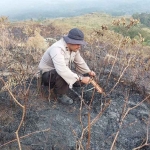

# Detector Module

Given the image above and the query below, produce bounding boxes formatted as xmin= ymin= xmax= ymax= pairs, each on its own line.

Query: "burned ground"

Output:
xmin=0 ymin=21 xmax=150 ymax=150
xmin=0 ymin=73 xmax=150 ymax=150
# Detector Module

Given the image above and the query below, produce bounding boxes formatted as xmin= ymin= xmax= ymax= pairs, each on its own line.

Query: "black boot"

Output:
xmin=57 ymin=94 xmax=73 ymax=105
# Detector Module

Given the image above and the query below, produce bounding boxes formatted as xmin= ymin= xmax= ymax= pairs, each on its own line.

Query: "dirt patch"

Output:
xmin=0 ymin=76 xmax=150 ymax=150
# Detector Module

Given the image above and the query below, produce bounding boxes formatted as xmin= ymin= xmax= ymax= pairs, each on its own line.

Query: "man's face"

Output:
xmin=67 ymin=44 xmax=81 ymax=52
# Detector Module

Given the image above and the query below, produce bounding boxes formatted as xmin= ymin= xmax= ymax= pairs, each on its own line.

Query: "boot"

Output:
xmin=57 ymin=94 xmax=73 ymax=105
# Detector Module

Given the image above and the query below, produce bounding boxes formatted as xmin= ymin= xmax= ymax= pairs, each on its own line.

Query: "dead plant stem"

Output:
xmin=0 ymin=128 xmax=50 ymax=148
xmin=133 ymin=112 xmax=150 ymax=150
xmin=0 ymin=78 xmax=26 ymax=150
xmin=77 ymin=100 xmax=111 ymax=149
xmin=110 ymin=95 xmax=150 ymax=150
xmin=107 ymin=57 xmax=132 ymax=96
xmin=106 ymin=38 xmax=123 ymax=85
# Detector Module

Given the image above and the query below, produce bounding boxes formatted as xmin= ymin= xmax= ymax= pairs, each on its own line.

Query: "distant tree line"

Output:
xmin=132 ymin=13 xmax=150 ymax=27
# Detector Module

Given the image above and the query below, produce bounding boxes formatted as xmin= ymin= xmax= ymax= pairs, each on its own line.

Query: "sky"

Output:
xmin=0 ymin=0 xmax=140 ymax=13
xmin=0 ymin=0 xmax=149 ymax=20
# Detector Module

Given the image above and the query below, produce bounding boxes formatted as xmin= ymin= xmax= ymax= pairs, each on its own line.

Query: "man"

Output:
xmin=38 ymin=28 xmax=96 ymax=104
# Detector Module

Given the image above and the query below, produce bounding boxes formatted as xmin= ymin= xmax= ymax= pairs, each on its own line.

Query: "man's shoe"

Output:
xmin=57 ymin=94 xmax=73 ymax=105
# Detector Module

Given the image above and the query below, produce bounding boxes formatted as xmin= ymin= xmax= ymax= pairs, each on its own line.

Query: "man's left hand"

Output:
xmin=89 ymin=71 xmax=96 ymax=77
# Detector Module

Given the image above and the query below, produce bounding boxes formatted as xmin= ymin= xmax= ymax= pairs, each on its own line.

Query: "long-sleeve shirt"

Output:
xmin=38 ymin=38 xmax=90 ymax=88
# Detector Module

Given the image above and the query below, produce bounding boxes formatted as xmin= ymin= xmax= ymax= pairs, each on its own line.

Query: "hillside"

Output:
xmin=0 ymin=13 xmax=150 ymax=150
xmin=49 ymin=13 xmax=114 ymax=32
xmin=46 ymin=12 xmax=150 ymax=46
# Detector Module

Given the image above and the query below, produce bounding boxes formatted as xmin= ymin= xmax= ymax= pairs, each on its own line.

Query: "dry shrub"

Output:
xmin=26 ymin=30 xmax=48 ymax=52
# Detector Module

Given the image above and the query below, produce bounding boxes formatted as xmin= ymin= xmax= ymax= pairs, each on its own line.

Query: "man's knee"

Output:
xmin=42 ymin=70 xmax=57 ymax=86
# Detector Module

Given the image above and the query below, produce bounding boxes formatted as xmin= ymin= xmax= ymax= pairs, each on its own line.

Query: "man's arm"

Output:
xmin=50 ymin=47 xmax=79 ymax=88
xmin=74 ymin=51 xmax=91 ymax=74
xmin=74 ymin=51 xmax=96 ymax=83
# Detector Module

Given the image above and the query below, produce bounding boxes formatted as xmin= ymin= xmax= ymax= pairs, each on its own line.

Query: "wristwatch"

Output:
xmin=79 ymin=76 xmax=83 ymax=81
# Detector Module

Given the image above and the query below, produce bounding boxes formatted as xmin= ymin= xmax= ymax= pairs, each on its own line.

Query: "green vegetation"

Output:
xmin=49 ymin=13 xmax=150 ymax=46
xmin=112 ymin=25 xmax=150 ymax=46
xmin=132 ymin=13 xmax=150 ymax=27
xmin=50 ymin=13 xmax=113 ymax=32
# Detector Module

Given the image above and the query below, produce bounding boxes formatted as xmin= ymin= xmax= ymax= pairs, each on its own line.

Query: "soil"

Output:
xmin=1 ymin=22 xmax=150 ymax=150
xmin=0 ymin=74 xmax=150 ymax=150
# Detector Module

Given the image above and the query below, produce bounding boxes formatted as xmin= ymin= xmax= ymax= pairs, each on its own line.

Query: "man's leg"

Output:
xmin=54 ymin=73 xmax=69 ymax=94
xmin=42 ymin=70 xmax=73 ymax=104
xmin=42 ymin=69 xmax=69 ymax=94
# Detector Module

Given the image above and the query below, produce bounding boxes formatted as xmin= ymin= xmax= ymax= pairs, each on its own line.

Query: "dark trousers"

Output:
xmin=42 ymin=70 xmax=83 ymax=94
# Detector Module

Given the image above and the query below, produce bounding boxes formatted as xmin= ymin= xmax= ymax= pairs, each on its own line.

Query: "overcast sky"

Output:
xmin=0 ymin=0 xmax=139 ymax=13
xmin=0 ymin=0 xmax=149 ymax=20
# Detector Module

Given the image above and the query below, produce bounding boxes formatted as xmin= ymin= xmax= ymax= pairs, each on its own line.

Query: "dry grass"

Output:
xmin=0 ymin=14 xmax=150 ymax=150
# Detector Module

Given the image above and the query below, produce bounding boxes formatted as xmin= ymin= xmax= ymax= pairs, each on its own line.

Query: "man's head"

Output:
xmin=63 ymin=28 xmax=86 ymax=52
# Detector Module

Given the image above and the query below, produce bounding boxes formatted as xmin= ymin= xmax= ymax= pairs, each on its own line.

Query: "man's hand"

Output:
xmin=88 ymin=71 xmax=96 ymax=77
xmin=81 ymin=77 xmax=90 ymax=84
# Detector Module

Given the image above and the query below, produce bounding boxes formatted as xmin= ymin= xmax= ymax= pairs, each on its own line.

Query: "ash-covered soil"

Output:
xmin=0 ymin=75 xmax=150 ymax=150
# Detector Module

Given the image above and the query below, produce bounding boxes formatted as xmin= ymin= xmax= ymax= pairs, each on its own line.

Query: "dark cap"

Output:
xmin=63 ymin=28 xmax=86 ymax=45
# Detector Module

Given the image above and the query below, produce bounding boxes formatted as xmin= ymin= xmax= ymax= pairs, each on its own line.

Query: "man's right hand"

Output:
xmin=81 ymin=76 xmax=90 ymax=84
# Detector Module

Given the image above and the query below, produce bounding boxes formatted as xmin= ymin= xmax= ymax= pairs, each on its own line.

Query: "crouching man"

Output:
xmin=38 ymin=28 xmax=95 ymax=104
